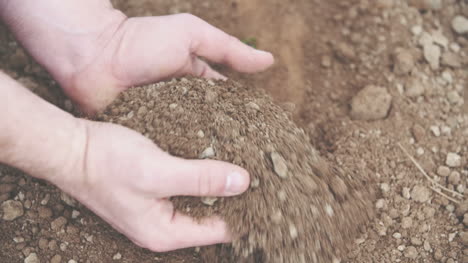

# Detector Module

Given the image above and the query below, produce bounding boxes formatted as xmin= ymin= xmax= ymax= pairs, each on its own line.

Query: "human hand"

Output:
xmin=1 ymin=1 xmax=274 ymax=113
xmin=54 ymin=119 xmax=250 ymax=251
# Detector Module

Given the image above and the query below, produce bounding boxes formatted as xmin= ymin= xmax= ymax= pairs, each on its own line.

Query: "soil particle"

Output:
xmin=1 ymin=200 xmax=24 ymax=221
xmin=393 ymin=49 xmax=415 ymax=75
xmin=50 ymin=216 xmax=67 ymax=231
xmin=404 ymin=246 xmax=418 ymax=259
xmin=405 ymin=78 xmax=425 ymax=98
xmin=50 ymin=255 xmax=61 ymax=263
xmin=350 ymin=85 xmax=392 ymax=121
xmin=423 ymin=43 xmax=441 ymax=70
xmin=96 ymin=78 xmax=374 ymax=262
xmin=411 ymin=186 xmax=431 ymax=203
xmin=24 ymin=253 xmax=40 ymax=263
xmin=445 ymin=153 xmax=462 ymax=168
xmin=451 ymin=16 xmax=468 ymax=35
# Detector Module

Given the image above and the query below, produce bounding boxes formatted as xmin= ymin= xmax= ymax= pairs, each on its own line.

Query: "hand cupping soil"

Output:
xmin=96 ymin=78 xmax=374 ymax=263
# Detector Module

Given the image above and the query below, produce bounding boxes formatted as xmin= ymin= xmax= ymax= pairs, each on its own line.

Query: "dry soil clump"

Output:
xmin=96 ymin=78 xmax=374 ymax=263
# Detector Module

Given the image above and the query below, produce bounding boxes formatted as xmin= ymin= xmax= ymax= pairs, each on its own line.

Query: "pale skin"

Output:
xmin=0 ymin=0 xmax=274 ymax=252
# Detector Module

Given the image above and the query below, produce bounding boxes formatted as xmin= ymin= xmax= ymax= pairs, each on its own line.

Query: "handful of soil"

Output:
xmin=96 ymin=78 xmax=373 ymax=263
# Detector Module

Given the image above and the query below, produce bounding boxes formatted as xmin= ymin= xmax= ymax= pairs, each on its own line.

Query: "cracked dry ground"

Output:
xmin=0 ymin=0 xmax=467 ymax=262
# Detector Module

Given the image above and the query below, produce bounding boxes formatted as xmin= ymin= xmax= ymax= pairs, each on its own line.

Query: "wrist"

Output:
xmin=0 ymin=72 xmax=87 ymax=188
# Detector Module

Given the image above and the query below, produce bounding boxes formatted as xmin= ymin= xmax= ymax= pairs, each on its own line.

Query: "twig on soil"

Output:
xmin=429 ymin=186 xmax=460 ymax=204
xmin=397 ymin=143 xmax=464 ymax=199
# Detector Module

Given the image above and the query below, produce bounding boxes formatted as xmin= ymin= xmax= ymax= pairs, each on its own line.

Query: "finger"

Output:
xmin=143 ymin=202 xmax=231 ymax=252
xmin=176 ymin=14 xmax=274 ymax=73
xmin=177 ymin=56 xmax=227 ymax=80
xmin=154 ymin=156 xmax=250 ymax=198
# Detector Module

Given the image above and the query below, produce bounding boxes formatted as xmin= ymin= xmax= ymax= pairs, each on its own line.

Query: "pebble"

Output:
xmin=441 ymin=52 xmax=462 ymax=68
xmin=376 ymin=199 xmax=386 ymax=209
xmin=452 ymin=16 xmax=468 ymax=34
xmin=411 ymin=25 xmax=423 ymax=36
xmin=393 ymin=49 xmax=414 ymax=75
xmin=423 ymin=240 xmax=431 ymax=251
xmin=402 ymin=187 xmax=411 ymax=200
xmin=448 ymin=171 xmax=460 ymax=185
xmin=37 ymin=206 xmax=52 ymax=218
xmin=401 ymin=217 xmax=413 ymax=229
xmin=24 ymin=253 xmax=39 ymax=263
xmin=411 ymin=186 xmax=431 ymax=203
xmin=350 ymin=85 xmax=392 ymax=121
xmin=200 ymin=147 xmax=215 ymax=159
xmin=1 ymin=200 xmax=24 ymax=221
xmin=445 ymin=153 xmax=461 ymax=167
xmin=393 ymin=232 xmax=402 ymax=239
xmin=423 ymin=43 xmax=441 ymax=70
xmin=60 ymin=192 xmax=77 ymax=207
xmin=460 ymin=232 xmax=468 ymax=246
xmin=289 ymin=224 xmax=298 ymax=239
xmin=404 ymin=246 xmax=418 ymax=259
xmin=430 ymin=126 xmax=441 ymax=137
xmin=71 ymin=210 xmax=80 ymax=219
xmin=200 ymin=197 xmax=218 ymax=206
xmin=405 ymin=78 xmax=425 ymax=98
xmin=411 ymin=237 xmax=422 ymax=246
xmin=113 ymin=253 xmax=122 ymax=260
xmin=50 ymin=255 xmax=61 ymax=263
xmin=196 ymin=130 xmax=205 ymax=138
xmin=246 ymin=102 xmax=260 ymax=111
xmin=51 ymin=216 xmax=67 ymax=231
xmin=271 ymin=152 xmax=288 ymax=178
xmin=436 ymin=166 xmax=450 ymax=177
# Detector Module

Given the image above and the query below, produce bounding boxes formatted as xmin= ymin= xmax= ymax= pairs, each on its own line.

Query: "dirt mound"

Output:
xmin=96 ymin=78 xmax=374 ymax=262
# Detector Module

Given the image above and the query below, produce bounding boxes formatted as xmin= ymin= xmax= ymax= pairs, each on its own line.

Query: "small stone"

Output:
xmin=40 ymin=194 xmax=50 ymax=205
xmin=423 ymin=240 xmax=431 ymax=251
xmin=393 ymin=232 xmax=402 ymax=239
xmin=447 ymin=91 xmax=462 ymax=105
xmin=411 ymin=25 xmax=423 ymax=36
xmin=411 ymin=237 xmax=422 ymax=246
xmin=200 ymin=197 xmax=218 ymax=206
xmin=246 ymin=102 xmax=260 ymax=111
xmin=113 ymin=253 xmax=122 ymax=260
xmin=68 ymin=260 xmax=77 ymax=263
xmin=376 ymin=199 xmax=386 ymax=209
xmin=416 ymin=147 xmax=424 ymax=156
xmin=411 ymin=124 xmax=426 ymax=142
xmin=350 ymin=85 xmax=392 ymax=121
xmin=24 ymin=253 xmax=40 ymax=263
xmin=452 ymin=16 xmax=468 ymax=34
xmin=460 ymin=232 xmax=468 ymax=245
xmin=397 ymin=245 xmax=406 ymax=251
xmin=448 ymin=171 xmax=461 ymax=185
xmin=380 ymin=183 xmax=390 ymax=193
xmin=321 ymin=55 xmax=332 ymax=68
xmin=37 ymin=206 xmax=52 ymax=218
xmin=430 ymin=126 xmax=440 ymax=137
xmin=51 ymin=216 xmax=67 ymax=231
xmin=250 ymin=178 xmax=260 ymax=188
xmin=441 ymin=52 xmax=462 ymax=68
xmin=404 ymin=246 xmax=418 ymax=259
xmin=393 ymin=49 xmax=414 ymax=75
xmin=437 ymin=166 xmax=450 ymax=177
xmin=446 ymin=153 xmax=461 ymax=167
xmin=14 ymin=237 xmax=25 ymax=243
xmin=196 ymin=130 xmax=205 ymax=138
xmin=411 ymin=185 xmax=431 ymax=202
xmin=402 ymin=187 xmax=411 ymax=199
xmin=463 ymin=214 xmax=468 ymax=226
xmin=271 ymin=152 xmax=288 ymax=178
xmin=38 ymin=238 xmax=48 ymax=250
xmin=169 ymin=103 xmax=178 ymax=109
xmin=50 ymin=255 xmax=61 ymax=263
xmin=71 ymin=210 xmax=80 ymax=219
xmin=334 ymin=42 xmax=356 ymax=62
xmin=405 ymin=78 xmax=425 ymax=98
xmin=401 ymin=216 xmax=413 ymax=229
xmin=1 ymin=200 xmax=24 ymax=221
xmin=448 ymin=232 xmax=457 ymax=242
xmin=289 ymin=224 xmax=298 ymax=239
xmin=423 ymin=43 xmax=441 ymax=70
xmin=200 ymin=147 xmax=215 ymax=159
xmin=60 ymin=192 xmax=77 ymax=207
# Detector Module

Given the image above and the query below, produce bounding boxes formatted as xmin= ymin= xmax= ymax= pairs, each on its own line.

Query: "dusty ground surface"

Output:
xmin=0 ymin=0 xmax=467 ymax=262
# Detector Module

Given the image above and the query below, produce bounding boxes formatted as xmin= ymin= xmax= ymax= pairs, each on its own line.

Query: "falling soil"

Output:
xmin=96 ymin=78 xmax=374 ymax=262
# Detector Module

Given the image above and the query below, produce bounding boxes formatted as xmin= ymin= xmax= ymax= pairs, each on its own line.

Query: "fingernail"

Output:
xmin=253 ymin=49 xmax=271 ymax=56
xmin=225 ymin=171 xmax=247 ymax=195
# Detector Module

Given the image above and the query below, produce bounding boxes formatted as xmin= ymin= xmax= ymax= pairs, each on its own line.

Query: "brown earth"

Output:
xmin=1 ymin=0 xmax=467 ymax=262
xmin=95 ymin=78 xmax=374 ymax=263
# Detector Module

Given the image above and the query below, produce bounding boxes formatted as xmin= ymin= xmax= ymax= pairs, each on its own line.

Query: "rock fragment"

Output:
xmin=350 ymin=85 xmax=392 ymax=121
xmin=452 ymin=16 xmax=468 ymax=35
xmin=393 ymin=49 xmax=414 ymax=75
xmin=423 ymin=43 xmax=441 ymax=70
xmin=446 ymin=153 xmax=461 ymax=167
xmin=200 ymin=147 xmax=215 ymax=159
xmin=1 ymin=200 xmax=24 ymax=221
xmin=411 ymin=186 xmax=431 ymax=203
xmin=270 ymin=152 xmax=288 ymax=178
xmin=24 ymin=253 xmax=40 ymax=263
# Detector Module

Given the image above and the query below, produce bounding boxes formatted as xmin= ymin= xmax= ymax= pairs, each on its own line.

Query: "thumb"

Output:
xmin=155 ymin=156 xmax=250 ymax=198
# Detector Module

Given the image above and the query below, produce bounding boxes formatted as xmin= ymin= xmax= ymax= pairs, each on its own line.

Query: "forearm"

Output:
xmin=0 ymin=0 xmax=125 ymax=84
xmin=0 ymin=71 xmax=85 ymax=186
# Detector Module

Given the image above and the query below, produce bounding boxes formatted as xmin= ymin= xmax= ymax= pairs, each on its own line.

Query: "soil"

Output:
xmin=95 ymin=78 xmax=374 ymax=262
xmin=0 ymin=0 xmax=467 ymax=262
